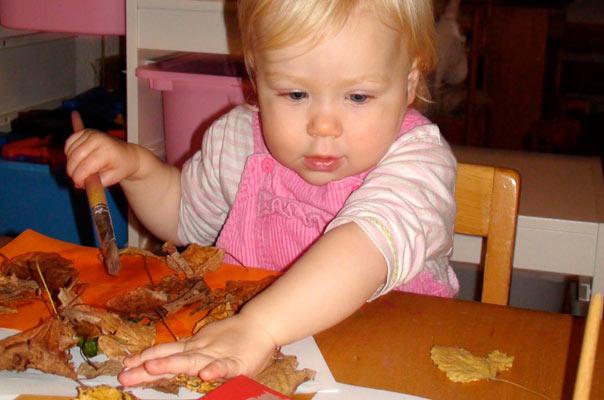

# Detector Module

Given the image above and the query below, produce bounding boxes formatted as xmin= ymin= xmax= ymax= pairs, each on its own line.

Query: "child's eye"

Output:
xmin=287 ymin=91 xmax=307 ymax=101
xmin=348 ymin=93 xmax=368 ymax=103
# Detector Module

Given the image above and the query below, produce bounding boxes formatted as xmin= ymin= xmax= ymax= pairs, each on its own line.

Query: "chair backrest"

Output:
xmin=454 ymin=163 xmax=520 ymax=306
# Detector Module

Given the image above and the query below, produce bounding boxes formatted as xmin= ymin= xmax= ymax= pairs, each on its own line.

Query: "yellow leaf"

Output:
xmin=192 ymin=302 xmax=236 ymax=333
xmin=430 ymin=346 xmax=514 ymax=383
xmin=74 ymin=385 xmax=138 ymax=400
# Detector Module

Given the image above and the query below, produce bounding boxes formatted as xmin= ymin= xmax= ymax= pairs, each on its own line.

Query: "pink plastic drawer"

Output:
xmin=0 ymin=0 xmax=125 ymax=35
xmin=137 ymin=53 xmax=251 ymax=167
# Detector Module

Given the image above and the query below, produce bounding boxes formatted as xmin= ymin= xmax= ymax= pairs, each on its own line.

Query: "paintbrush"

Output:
xmin=72 ymin=111 xmax=122 ymax=275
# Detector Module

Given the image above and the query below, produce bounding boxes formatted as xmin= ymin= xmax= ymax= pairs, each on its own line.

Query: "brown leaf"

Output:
xmin=254 ymin=350 xmax=316 ymax=396
xmin=0 ymin=317 xmax=78 ymax=379
xmin=181 ymin=244 xmax=225 ymax=277
xmin=0 ymin=274 xmax=38 ymax=312
xmin=59 ymin=288 xmax=155 ymax=359
xmin=162 ymin=242 xmax=225 ymax=279
xmin=214 ymin=275 xmax=278 ymax=306
xmin=119 ymin=247 xmax=165 ymax=262
xmin=1 ymin=252 xmax=78 ymax=295
xmin=163 ymin=241 xmax=194 ymax=277
xmin=104 ymin=283 xmax=171 ymax=319
xmin=105 ymin=275 xmax=212 ymax=320
xmin=77 ymin=358 xmax=123 ymax=378
xmin=161 ymin=278 xmax=213 ymax=315
xmin=140 ymin=378 xmax=181 ymax=394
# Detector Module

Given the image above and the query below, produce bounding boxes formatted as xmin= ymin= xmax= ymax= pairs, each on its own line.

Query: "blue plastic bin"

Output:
xmin=0 ymin=159 xmax=128 ymax=247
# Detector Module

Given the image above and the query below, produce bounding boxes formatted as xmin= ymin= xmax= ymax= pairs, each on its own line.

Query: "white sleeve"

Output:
xmin=326 ymin=124 xmax=457 ymax=298
xmin=177 ymin=105 xmax=254 ymax=246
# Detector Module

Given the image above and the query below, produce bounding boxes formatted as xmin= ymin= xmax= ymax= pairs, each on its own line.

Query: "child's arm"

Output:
xmin=118 ymin=221 xmax=386 ymax=384
xmin=65 ymin=129 xmax=182 ymax=240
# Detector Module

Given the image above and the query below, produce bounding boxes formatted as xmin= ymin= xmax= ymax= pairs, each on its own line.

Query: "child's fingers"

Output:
xmin=64 ymin=132 xmax=99 ymax=186
xmin=71 ymin=110 xmax=85 ymax=132
xmin=123 ymin=341 xmax=187 ymax=368
xmin=199 ymin=358 xmax=241 ymax=382
xmin=119 ymin=352 xmax=222 ymax=387
xmin=143 ymin=352 xmax=221 ymax=377
xmin=117 ymin=365 xmax=174 ymax=387
xmin=64 ymin=130 xmax=88 ymax=159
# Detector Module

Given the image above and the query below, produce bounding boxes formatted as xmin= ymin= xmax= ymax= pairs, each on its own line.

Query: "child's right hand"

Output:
xmin=118 ymin=311 xmax=277 ymax=386
xmin=65 ymin=112 xmax=140 ymax=189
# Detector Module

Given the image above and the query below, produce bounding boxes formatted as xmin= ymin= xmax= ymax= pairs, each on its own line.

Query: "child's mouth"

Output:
xmin=303 ymin=156 xmax=341 ymax=172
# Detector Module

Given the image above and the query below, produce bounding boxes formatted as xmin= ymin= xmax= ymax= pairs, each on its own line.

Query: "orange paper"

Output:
xmin=0 ymin=229 xmax=280 ymax=343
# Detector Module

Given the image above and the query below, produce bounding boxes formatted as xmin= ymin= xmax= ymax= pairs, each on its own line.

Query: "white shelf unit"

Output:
xmin=125 ymin=0 xmax=238 ymax=247
xmin=0 ymin=27 xmax=77 ymax=130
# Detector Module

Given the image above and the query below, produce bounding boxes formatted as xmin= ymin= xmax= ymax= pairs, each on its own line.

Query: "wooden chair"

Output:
xmin=454 ymin=163 xmax=520 ymax=306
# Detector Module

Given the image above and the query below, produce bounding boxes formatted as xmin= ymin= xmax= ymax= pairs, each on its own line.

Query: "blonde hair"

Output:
xmin=237 ymin=0 xmax=436 ymax=109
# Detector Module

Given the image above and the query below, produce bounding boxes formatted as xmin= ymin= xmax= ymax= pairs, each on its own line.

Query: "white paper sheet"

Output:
xmin=312 ymin=384 xmax=429 ymax=399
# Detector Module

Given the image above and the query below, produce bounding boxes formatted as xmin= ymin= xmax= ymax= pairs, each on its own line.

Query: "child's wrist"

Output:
xmin=123 ymin=143 xmax=159 ymax=183
xmin=238 ymin=306 xmax=279 ymax=349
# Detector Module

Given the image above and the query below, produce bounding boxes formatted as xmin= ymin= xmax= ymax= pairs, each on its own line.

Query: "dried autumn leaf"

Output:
xmin=192 ymin=275 xmax=277 ymax=315
xmin=1 ymin=252 xmax=78 ymax=295
xmin=162 ymin=242 xmax=225 ymax=279
xmin=105 ymin=275 xmax=212 ymax=320
xmin=180 ymin=244 xmax=225 ymax=277
xmin=141 ymin=375 xmax=222 ymax=395
xmin=254 ymin=350 xmax=316 ymax=396
xmin=193 ymin=302 xmax=236 ymax=334
xmin=0 ymin=317 xmax=79 ymax=379
xmin=161 ymin=278 xmax=213 ymax=315
xmin=430 ymin=346 xmax=514 ymax=383
xmin=215 ymin=275 xmax=278 ymax=305
xmin=74 ymin=385 xmax=139 ymax=400
xmin=59 ymin=288 xmax=155 ymax=359
xmin=173 ymin=374 xmax=222 ymax=393
xmin=140 ymin=378 xmax=182 ymax=394
xmin=77 ymin=358 xmax=124 ymax=378
xmin=119 ymin=247 xmax=165 ymax=262
xmin=0 ymin=274 xmax=39 ymax=313
xmin=163 ymin=241 xmax=194 ymax=277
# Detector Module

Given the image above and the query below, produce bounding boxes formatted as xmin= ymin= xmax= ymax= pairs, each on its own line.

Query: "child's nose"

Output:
xmin=307 ymin=113 xmax=342 ymax=138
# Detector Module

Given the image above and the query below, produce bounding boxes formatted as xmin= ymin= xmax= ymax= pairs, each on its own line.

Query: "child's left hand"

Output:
xmin=117 ymin=312 xmax=276 ymax=385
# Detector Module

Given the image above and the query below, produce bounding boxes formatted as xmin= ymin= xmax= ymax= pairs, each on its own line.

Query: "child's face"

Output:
xmin=254 ymin=9 xmax=419 ymax=186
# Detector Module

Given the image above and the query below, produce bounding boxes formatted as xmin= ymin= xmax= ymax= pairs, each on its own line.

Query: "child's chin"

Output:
xmin=298 ymin=171 xmax=341 ymax=186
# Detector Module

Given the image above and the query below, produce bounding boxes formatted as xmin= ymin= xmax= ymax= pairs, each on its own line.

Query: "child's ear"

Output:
xmin=406 ymin=59 xmax=421 ymax=106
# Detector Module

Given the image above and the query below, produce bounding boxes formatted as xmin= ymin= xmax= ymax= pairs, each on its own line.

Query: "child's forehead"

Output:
xmin=254 ymin=12 xmax=411 ymax=80
xmin=255 ymin=3 xmax=406 ymax=48
xmin=254 ymin=8 xmax=406 ymax=58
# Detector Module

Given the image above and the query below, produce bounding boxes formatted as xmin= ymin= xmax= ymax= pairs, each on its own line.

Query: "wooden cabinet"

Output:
xmin=435 ymin=4 xmax=557 ymax=151
xmin=484 ymin=6 xmax=550 ymax=150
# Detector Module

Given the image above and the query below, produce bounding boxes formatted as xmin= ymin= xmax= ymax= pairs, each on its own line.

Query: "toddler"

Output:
xmin=65 ymin=0 xmax=458 ymax=386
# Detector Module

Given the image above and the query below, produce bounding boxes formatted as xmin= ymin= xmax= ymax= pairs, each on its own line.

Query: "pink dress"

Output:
xmin=215 ymin=110 xmax=458 ymax=297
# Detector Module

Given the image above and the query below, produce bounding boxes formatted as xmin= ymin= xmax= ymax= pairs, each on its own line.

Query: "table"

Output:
xmin=1 ymin=232 xmax=603 ymax=399
xmin=316 ymin=291 xmax=604 ymax=400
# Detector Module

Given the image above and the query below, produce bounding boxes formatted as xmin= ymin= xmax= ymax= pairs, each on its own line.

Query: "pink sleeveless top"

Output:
xmin=216 ymin=110 xmax=457 ymax=297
